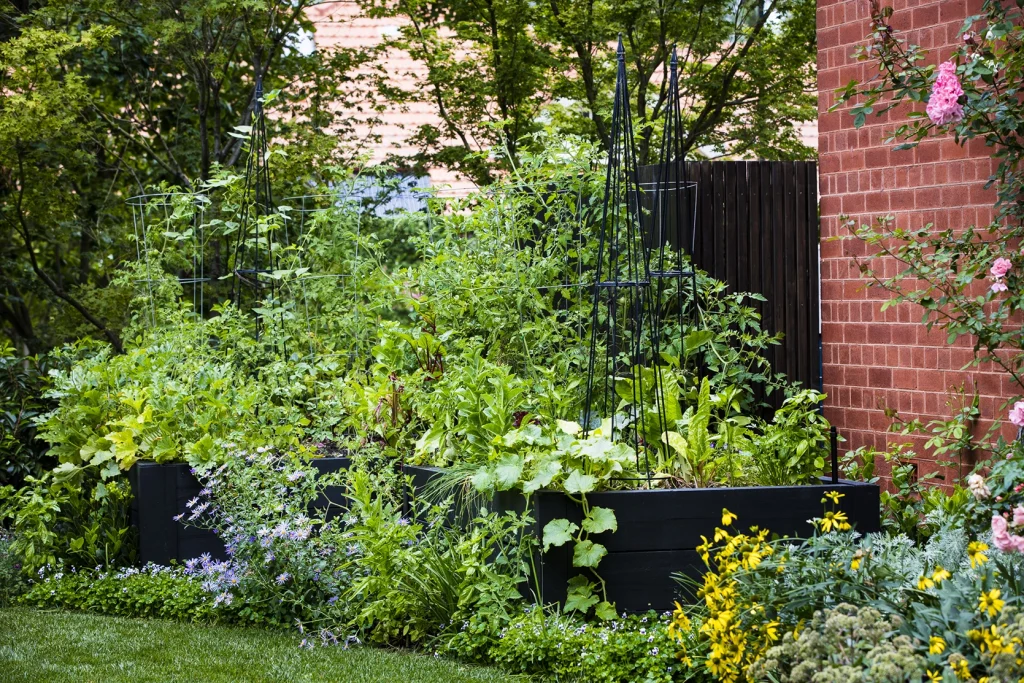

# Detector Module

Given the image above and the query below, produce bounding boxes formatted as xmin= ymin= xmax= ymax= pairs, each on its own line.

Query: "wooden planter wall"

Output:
xmin=404 ymin=464 xmax=879 ymax=613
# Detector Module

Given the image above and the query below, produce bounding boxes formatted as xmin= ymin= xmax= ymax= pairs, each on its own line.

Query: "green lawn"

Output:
xmin=0 ymin=608 xmax=525 ymax=682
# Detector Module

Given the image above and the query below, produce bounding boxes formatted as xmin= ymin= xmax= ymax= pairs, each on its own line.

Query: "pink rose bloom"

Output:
xmin=991 ymin=257 xmax=1013 ymax=278
xmin=992 ymin=514 xmax=1014 ymax=551
xmin=1014 ymin=505 xmax=1024 ymax=527
xmin=1011 ymin=400 xmax=1024 ymax=427
xmin=1009 ymin=533 xmax=1024 ymax=553
xmin=991 ymin=281 xmax=1008 ymax=293
xmin=926 ymin=61 xmax=965 ymax=126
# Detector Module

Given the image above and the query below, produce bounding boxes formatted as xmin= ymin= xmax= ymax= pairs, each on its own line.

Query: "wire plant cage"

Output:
xmin=229 ymin=76 xmax=287 ymax=344
xmin=127 ymin=191 xmax=210 ymax=328
xmin=644 ymin=47 xmax=702 ymax=452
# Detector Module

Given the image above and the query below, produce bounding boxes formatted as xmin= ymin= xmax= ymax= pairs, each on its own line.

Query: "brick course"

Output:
xmin=818 ymin=0 xmax=1011 ymax=472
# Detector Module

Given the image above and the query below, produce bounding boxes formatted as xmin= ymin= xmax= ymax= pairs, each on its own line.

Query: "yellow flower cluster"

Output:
xmin=966 ymin=624 xmax=1018 ymax=656
xmin=917 ymin=565 xmax=951 ymax=591
xmin=968 ymin=541 xmax=989 ymax=569
xmin=923 ymin=547 xmax=1024 ymax=683
xmin=817 ymin=491 xmax=851 ymax=533
xmin=672 ymin=508 xmax=780 ymax=683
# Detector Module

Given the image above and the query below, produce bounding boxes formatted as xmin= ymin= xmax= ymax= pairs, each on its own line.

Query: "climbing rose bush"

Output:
xmin=834 ymin=0 xmax=1024 ymax=440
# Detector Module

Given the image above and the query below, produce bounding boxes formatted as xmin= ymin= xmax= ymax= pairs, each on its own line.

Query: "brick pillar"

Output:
xmin=818 ymin=0 xmax=1009 ymax=480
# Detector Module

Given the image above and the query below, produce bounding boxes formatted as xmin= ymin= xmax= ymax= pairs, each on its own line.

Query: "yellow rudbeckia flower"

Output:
xmin=979 ymin=589 xmax=1005 ymax=618
xmin=968 ymin=541 xmax=989 ymax=569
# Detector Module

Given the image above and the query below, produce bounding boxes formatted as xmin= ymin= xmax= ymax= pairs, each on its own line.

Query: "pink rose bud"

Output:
xmin=992 ymin=281 xmax=1009 ymax=293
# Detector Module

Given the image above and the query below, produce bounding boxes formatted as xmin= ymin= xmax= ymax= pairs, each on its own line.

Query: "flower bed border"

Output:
xmin=402 ymin=464 xmax=880 ymax=612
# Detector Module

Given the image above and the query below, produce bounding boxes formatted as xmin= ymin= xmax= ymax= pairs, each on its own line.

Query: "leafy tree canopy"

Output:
xmin=361 ymin=0 xmax=816 ymax=182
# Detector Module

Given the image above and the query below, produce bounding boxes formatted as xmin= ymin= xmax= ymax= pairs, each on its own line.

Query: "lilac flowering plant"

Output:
xmin=182 ymin=446 xmax=360 ymax=631
xmin=182 ymin=445 xmax=533 ymax=650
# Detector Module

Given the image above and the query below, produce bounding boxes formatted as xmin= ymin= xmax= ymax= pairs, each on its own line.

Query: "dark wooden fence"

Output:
xmin=638 ymin=161 xmax=821 ymax=403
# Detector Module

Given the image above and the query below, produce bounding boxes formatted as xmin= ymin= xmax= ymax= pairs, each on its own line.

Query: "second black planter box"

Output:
xmin=403 ymin=464 xmax=880 ymax=613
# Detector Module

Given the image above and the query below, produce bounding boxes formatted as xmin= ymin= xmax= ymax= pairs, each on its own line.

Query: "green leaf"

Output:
xmin=99 ymin=460 xmax=120 ymax=480
xmin=683 ymin=329 xmax=714 ymax=355
xmin=564 ymin=576 xmax=599 ymax=613
xmin=556 ymin=419 xmax=581 ymax=435
xmin=87 ymin=448 xmax=115 ymax=466
xmin=573 ymin=539 xmax=607 ymax=568
xmin=542 ymin=518 xmax=579 ymax=551
xmin=582 ymin=506 xmax=617 ymax=534
xmin=415 ymin=421 xmax=446 ymax=456
xmin=563 ymin=469 xmax=597 ymax=494
xmin=470 ymin=467 xmax=495 ymax=493
xmin=594 ymin=600 xmax=617 ymax=621
xmin=523 ymin=459 xmax=561 ymax=494
xmin=494 ymin=454 xmax=524 ymax=490
xmin=52 ymin=462 xmax=78 ymax=479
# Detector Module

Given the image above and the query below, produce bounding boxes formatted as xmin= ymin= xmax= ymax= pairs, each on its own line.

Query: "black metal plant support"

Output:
xmin=582 ymin=37 xmax=657 ymax=485
xmin=647 ymin=46 xmax=701 ymax=447
xmin=230 ymin=76 xmax=281 ymax=343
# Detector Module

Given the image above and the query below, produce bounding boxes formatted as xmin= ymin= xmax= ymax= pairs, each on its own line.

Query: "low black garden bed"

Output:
xmin=403 ymin=464 xmax=880 ymax=613
xmin=129 ymin=456 xmax=351 ymax=565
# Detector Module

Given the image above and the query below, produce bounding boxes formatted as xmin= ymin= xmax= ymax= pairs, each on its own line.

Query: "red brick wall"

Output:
xmin=817 ymin=0 xmax=1011 ymax=479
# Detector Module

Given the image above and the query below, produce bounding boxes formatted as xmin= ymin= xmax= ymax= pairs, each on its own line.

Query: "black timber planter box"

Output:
xmin=403 ymin=465 xmax=880 ymax=613
xmin=129 ymin=457 xmax=351 ymax=566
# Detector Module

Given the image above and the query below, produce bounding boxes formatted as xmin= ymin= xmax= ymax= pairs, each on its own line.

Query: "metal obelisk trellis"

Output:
xmin=230 ymin=76 xmax=281 ymax=343
xmin=582 ymin=37 xmax=658 ymax=484
xmin=647 ymin=47 xmax=700 ymax=442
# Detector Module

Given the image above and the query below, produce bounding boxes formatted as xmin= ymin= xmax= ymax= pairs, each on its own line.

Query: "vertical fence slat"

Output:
xmin=713 ymin=162 xmax=727 ymax=281
xmin=808 ymin=161 xmax=821 ymax=391
xmin=735 ymin=163 xmax=750 ymax=294
xmin=724 ymin=162 xmax=738 ymax=291
xmin=794 ymin=162 xmax=810 ymax=388
xmin=748 ymin=163 xmax=761 ymax=301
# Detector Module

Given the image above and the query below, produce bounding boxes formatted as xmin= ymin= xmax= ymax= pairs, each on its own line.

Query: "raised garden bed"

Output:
xmin=129 ymin=457 xmax=351 ymax=565
xmin=403 ymin=464 xmax=880 ymax=613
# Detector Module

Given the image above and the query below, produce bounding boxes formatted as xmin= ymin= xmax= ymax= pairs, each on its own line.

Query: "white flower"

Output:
xmin=968 ymin=473 xmax=991 ymax=500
